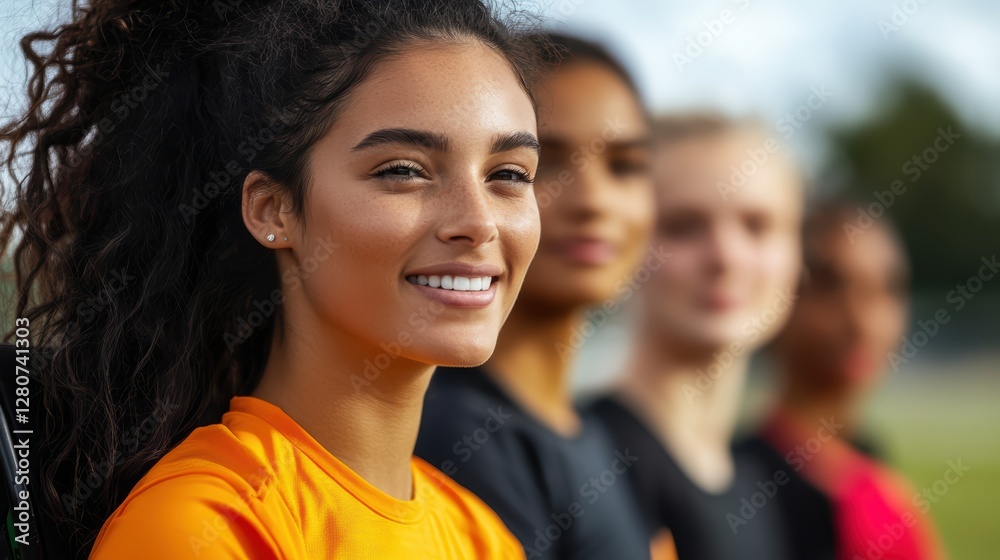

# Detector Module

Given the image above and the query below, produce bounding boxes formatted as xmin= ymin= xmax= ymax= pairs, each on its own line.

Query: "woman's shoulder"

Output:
xmin=88 ymin=424 xmax=293 ymax=559
xmin=137 ymin=422 xmax=277 ymax=492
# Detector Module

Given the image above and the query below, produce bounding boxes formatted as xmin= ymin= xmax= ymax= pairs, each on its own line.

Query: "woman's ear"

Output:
xmin=242 ymin=170 xmax=294 ymax=248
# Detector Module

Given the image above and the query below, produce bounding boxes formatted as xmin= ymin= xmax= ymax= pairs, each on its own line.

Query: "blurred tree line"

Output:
xmin=820 ymin=76 xmax=1000 ymax=293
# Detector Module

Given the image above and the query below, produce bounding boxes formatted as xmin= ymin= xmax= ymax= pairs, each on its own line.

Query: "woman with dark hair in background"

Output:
xmin=416 ymin=33 xmax=658 ymax=560
xmin=588 ymin=114 xmax=837 ymax=560
xmin=0 ymin=0 xmax=548 ymax=557
xmin=760 ymin=199 xmax=947 ymax=560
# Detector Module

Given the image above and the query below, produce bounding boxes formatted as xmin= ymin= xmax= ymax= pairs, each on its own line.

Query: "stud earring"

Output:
xmin=266 ymin=233 xmax=275 ymax=242
xmin=283 ymin=237 xmax=288 ymax=241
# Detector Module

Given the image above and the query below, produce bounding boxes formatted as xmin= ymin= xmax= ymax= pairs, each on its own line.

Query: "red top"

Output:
xmin=761 ymin=406 xmax=947 ymax=560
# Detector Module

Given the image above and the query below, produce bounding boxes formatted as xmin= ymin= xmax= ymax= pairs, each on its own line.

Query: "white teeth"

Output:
xmin=406 ymin=274 xmax=495 ymax=291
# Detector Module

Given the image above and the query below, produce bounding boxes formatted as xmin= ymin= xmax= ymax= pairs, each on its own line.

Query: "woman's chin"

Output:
xmin=416 ymin=340 xmax=497 ymax=369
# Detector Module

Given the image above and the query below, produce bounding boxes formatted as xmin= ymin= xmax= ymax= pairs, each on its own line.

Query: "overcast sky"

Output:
xmin=535 ymin=0 xmax=1000 ymax=173
xmin=540 ymin=0 xmax=999 ymax=127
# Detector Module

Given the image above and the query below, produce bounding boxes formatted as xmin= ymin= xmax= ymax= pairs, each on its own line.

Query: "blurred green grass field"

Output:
xmin=864 ymin=364 xmax=1000 ymax=560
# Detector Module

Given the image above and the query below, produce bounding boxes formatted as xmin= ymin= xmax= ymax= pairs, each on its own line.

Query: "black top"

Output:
xmin=416 ymin=367 xmax=651 ymax=560
xmin=587 ymin=396 xmax=837 ymax=560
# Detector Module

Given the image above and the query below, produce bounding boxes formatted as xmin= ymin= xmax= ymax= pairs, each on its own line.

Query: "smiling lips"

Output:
xmin=403 ymin=264 xmax=502 ymax=308
xmin=547 ymin=237 xmax=618 ymax=266
xmin=405 ymin=275 xmax=493 ymax=291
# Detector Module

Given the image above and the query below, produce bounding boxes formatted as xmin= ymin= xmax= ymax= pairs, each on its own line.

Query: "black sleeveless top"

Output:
xmin=586 ymin=395 xmax=837 ymax=560
xmin=416 ymin=367 xmax=651 ymax=560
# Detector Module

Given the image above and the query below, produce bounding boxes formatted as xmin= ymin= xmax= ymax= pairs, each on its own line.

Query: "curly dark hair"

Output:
xmin=0 ymin=0 xmax=543 ymax=552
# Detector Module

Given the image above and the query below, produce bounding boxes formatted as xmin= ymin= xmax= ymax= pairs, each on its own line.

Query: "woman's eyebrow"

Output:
xmin=491 ymin=131 xmax=540 ymax=155
xmin=611 ymin=137 xmax=653 ymax=151
xmin=351 ymin=128 xmax=540 ymax=156
xmin=352 ymin=128 xmax=451 ymax=152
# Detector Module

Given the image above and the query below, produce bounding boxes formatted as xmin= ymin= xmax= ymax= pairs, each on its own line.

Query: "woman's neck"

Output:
xmin=252 ymin=317 xmax=434 ymax=501
xmin=616 ymin=327 xmax=749 ymax=493
xmin=484 ymin=302 xmax=583 ymax=437
xmin=776 ymin=375 xmax=858 ymax=440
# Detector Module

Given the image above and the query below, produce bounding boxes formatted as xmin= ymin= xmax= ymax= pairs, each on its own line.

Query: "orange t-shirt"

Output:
xmin=89 ymin=396 xmax=526 ymax=559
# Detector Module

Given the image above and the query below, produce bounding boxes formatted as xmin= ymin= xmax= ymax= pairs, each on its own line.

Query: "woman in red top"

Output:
xmin=761 ymin=200 xmax=947 ymax=560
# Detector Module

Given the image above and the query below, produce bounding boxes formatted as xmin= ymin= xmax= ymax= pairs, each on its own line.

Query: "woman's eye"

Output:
xmin=373 ymin=163 xmax=428 ymax=181
xmin=657 ymin=216 xmax=703 ymax=239
xmin=609 ymin=157 xmax=650 ymax=177
xmin=743 ymin=213 xmax=773 ymax=237
xmin=490 ymin=168 xmax=534 ymax=184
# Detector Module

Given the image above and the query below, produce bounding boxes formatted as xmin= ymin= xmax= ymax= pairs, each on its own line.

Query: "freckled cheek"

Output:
xmin=306 ymin=192 xmax=420 ymax=291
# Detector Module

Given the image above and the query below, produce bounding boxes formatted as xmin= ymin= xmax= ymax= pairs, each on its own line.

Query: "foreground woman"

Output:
xmin=1 ymin=0 xmax=547 ymax=557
